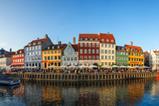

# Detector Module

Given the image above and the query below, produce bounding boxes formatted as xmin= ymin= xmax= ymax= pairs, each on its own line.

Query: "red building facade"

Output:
xmin=78 ymin=34 xmax=100 ymax=66
xmin=11 ymin=49 xmax=24 ymax=69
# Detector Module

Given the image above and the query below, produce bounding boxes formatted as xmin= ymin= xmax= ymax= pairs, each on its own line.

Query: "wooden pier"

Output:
xmin=16 ymin=72 xmax=157 ymax=81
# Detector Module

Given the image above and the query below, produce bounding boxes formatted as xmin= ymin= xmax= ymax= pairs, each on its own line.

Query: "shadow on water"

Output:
xmin=0 ymin=78 xmax=158 ymax=106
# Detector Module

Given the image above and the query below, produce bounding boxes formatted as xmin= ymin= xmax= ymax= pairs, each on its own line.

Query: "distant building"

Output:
xmin=42 ymin=43 xmax=66 ymax=69
xmin=0 ymin=48 xmax=14 ymax=70
xmin=144 ymin=51 xmax=150 ymax=67
xmin=24 ymin=34 xmax=53 ymax=69
xmin=148 ymin=50 xmax=159 ymax=71
xmin=78 ymin=34 xmax=100 ymax=66
xmin=11 ymin=49 xmax=24 ymax=69
xmin=116 ymin=46 xmax=128 ymax=66
xmin=62 ymin=42 xmax=78 ymax=67
xmin=125 ymin=44 xmax=144 ymax=67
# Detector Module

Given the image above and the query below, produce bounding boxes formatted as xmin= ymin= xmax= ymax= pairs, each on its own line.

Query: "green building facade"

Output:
xmin=116 ymin=46 xmax=128 ymax=66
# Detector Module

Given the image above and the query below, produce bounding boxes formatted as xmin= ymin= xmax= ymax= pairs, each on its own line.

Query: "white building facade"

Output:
xmin=24 ymin=35 xmax=53 ymax=69
xmin=62 ymin=43 xmax=78 ymax=67
xmin=99 ymin=33 xmax=116 ymax=68
xmin=0 ymin=57 xmax=12 ymax=70
xmin=149 ymin=50 xmax=159 ymax=71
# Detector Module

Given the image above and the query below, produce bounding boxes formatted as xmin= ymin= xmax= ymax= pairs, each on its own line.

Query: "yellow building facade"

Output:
xmin=42 ymin=44 xmax=66 ymax=69
xmin=125 ymin=45 xmax=144 ymax=67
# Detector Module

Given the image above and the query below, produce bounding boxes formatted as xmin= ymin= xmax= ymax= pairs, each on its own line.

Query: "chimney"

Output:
xmin=45 ymin=34 xmax=48 ymax=38
xmin=58 ymin=41 xmax=61 ymax=45
xmin=130 ymin=41 xmax=133 ymax=46
xmin=73 ymin=37 xmax=76 ymax=44
xmin=9 ymin=48 xmax=12 ymax=52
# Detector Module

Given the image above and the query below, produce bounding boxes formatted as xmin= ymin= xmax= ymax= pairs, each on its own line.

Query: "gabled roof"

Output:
xmin=116 ymin=46 xmax=126 ymax=52
xmin=78 ymin=33 xmax=116 ymax=44
xmin=25 ymin=35 xmax=53 ymax=47
xmin=43 ymin=44 xmax=67 ymax=51
xmin=153 ymin=50 xmax=159 ymax=54
xmin=14 ymin=49 xmax=24 ymax=55
xmin=125 ymin=45 xmax=143 ymax=52
xmin=79 ymin=33 xmax=99 ymax=39
xmin=72 ymin=44 xmax=78 ymax=52
xmin=31 ymin=38 xmax=48 ymax=44
xmin=99 ymin=33 xmax=116 ymax=44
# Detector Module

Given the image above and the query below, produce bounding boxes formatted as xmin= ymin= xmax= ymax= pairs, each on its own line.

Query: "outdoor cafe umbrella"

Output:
xmin=112 ymin=65 xmax=119 ymax=68
xmin=119 ymin=65 xmax=127 ymax=68
xmin=89 ymin=64 xmax=97 ymax=68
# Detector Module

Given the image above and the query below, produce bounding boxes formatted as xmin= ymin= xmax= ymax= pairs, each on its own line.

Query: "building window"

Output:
xmin=105 ymin=56 xmax=107 ymax=59
xmin=88 ymin=43 xmax=91 ymax=47
xmin=88 ymin=49 xmax=91 ymax=54
xmin=112 ymin=50 xmax=114 ymax=54
xmin=80 ymin=43 xmax=83 ymax=47
xmin=84 ymin=49 xmax=87 ymax=54
xmin=112 ymin=56 xmax=114 ymax=60
xmin=96 ymin=49 xmax=99 ymax=54
xmin=105 ymin=50 xmax=107 ymax=54
xmin=80 ymin=49 xmax=83 ymax=54
xmin=92 ymin=49 xmax=95 ymax=54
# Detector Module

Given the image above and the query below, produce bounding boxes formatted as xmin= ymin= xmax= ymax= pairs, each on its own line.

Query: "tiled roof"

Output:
xmin=154 ymin=50 xmax=159 ymax=54
xmin=31 ymin=38 xmax=48 ymax=44
xmin=79 ymin=33 xmax=99 ymax=39
xmin=15 ymin=49 xmax=24 ymax=54
xmin=125 ymin=45 xmax=143 ymax=52
xmin=116 ymin=46 xmax=126 ymax=52
xmin=99 ymin=33 xmax=116 ymax=44
xmin=72 ymin=44 xmax=78 ymax=52
xmin=44 ymin=44 xmax=67 ymax=50
xmin=79 ymin=33 xmax=116 ymax=44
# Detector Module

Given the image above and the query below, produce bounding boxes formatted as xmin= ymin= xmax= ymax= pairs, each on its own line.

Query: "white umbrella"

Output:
xmin=127 ymin=66 xmax=134 ymax=68
xmin=144 ymin=66 xmax=150 ymax=69
xmin=89 ymin=64 xmax=97 ymax=68
xmin=119 ymin=65 xmax=127 ymax=68
xmin=112 ymin=65 xmax=119 ymax=68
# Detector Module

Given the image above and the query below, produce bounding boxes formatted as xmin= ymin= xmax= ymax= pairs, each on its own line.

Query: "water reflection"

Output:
xmin=0 ymin=79 xmax=159 ymax=106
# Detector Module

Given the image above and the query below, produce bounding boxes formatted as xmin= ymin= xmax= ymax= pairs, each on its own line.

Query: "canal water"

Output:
xmin=0 ymin=79 xmax=158 ymax=106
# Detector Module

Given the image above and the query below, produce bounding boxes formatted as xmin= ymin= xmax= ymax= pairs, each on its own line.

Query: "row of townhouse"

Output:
xmin=144 ymin=50 xmax=159 ymax=71
xmin=0 ymin=33 xmax=147 ymax=70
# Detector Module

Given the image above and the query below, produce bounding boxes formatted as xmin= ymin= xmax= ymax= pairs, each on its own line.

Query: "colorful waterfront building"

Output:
xmin=78 ymin=33 xmax=116 ymax=67
xmin=99 ymin=33 xmax=116 ymax=68
xmin=11 ymin=49 xmax=24 ymax=69
xmin=78 ymin=34 xmax=100 ymax=66
xmin=125 ymin=44 xmax=144 ymax=67
xmin=61 ymin=43 xmax=78 ymax=67
xmin=0 ymin=48 xmax=14 ymax=70
xmin=42 ymin=43 xmax=66 ymax=69
xmin=116 ymin=46 xmax=128 ymax=66
xmin=144 ymin=51 xmax=150 ymax=67
xmin=24 ymin=34 xmax=53 ymax=69
xmin=148 ymin=50 xmax=159 ymax=71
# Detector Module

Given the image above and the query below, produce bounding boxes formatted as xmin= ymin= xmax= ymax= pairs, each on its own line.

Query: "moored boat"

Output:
xmin=0 ymin=75 xmax=20 ymax=86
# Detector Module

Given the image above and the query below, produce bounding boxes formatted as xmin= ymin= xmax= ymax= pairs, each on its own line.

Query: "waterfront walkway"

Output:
xmin=17 ymin=71 xmax=156 ymax=81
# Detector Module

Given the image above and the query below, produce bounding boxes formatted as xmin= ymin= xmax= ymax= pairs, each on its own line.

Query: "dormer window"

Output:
xmin=107 ymin=39 xmax=109 ymax=42
xmin=111 ymin=40 xmax=114 ymax=43
xmin=52 ymin=46 xmax=54 ymax=49
xmin=38 ymin=42 xmax=41 ymax=44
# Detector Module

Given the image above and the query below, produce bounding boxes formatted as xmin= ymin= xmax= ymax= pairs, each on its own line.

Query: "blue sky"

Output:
xmin=0 ymin=0 xmax=159 ymax=51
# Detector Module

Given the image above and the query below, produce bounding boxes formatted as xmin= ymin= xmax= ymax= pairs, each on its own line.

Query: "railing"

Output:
xmin=16 ymin=72 xmax=157 ymax=81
